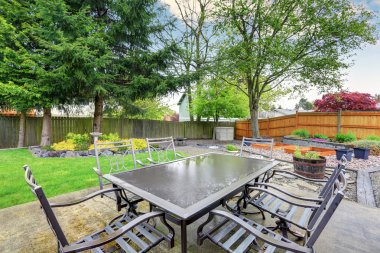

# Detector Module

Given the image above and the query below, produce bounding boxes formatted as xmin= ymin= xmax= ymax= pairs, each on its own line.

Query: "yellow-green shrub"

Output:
xmin=88 ymin=138 xmax=147 ymax=151
xmin=52 ymin=140 xmax=76 ymax=151
xmin=99 ymin=133 xmax=120 ymax=142
xmin=131 ymin=138 xmax=147 ymax=150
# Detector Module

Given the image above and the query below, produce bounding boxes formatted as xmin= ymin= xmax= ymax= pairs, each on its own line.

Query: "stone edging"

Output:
xmin=357 ymin=166 xmax=380 ymax=208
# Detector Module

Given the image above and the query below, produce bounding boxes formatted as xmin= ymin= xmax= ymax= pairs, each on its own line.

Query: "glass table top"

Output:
xmin=112 ymin=153 xmax=273 ymax=209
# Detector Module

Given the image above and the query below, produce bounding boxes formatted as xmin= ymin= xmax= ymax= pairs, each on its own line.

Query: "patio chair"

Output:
xmin=91 ymin=133 xmax=145 ymax=212
xmin=197 ymin=191 xmax=344 ymax=253
xmin=146 ymin=137 xmax=184 ymax=164
xmin=230 ymin=154 xmax=347 ymax=218
xmin=239 ymin=136 xmax=274 ymax=159
xmin=236 ymin=162 xmax=346 ymax=238
xmin=23 ymin=165 xmax=175 ymax=253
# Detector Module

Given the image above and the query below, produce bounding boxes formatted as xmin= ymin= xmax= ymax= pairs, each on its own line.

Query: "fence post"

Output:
xmin=295 ymin=111 xmax=299 ymax=129
xmin=337 ymin=109 xmax=342 ymax=134
xmin=267 ymin=117 xmax=270 ymax=136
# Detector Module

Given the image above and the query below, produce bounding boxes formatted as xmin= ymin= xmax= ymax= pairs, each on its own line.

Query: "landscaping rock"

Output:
xmin=102 ymin=150 xmax=113 ymax=156
xmin=79 ymin=151 xmax=89 ymax=156
xmin=88 ymin=149 xmax=96 ymax=156
xmin=47 ymin=151 xmax=60 ymax=157
xmin=65 ymin=151 xmax=78 ymax=158
xmin=31 ymin=148 xmax=41 ymax=156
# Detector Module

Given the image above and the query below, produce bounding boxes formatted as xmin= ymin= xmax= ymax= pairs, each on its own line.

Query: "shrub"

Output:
xmin=313 ymin=133 xmax=329 ymax=140
xmin=351 ymin=140 xmax=380 ymax=156
xmin=304 ymin=151 xmax=320 ymax=160
xmin=292 ymin=129 xmax=310 ymax=138
xmin=314 ymin=92 xmax=377 ymax=112
xmin=88 ymin=138 xmax=147 ymax=151
xmin=294 ymin=148 xmax=321 ymax=159
xmin=52 ymin=140 xmax=76 ymax=151
xmin=335 ymin=132 xmax=357 ymax=143
xmin=225 ymin=144 xmax=238 ymax=151
xmin=365 ymin=135 xmax=380 ymax=141
xmin=99 ymin=133 xmax=120 ymax=142
xmin=66 ymin=133 xmax=90 ymax=151
xmin=294 ymin=147 xmax=303 ymax=158
xmin=131 ymin=138 xmax=147 ymax=150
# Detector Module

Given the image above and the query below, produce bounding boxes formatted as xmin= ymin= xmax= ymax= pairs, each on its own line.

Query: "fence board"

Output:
xmin=235 ymin=111 xmax=380 ymax=139
xmin=0 ymin=116 xmax=235 ymax=148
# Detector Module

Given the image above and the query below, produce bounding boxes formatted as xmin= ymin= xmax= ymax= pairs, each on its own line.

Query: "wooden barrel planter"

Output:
xmin=293 ymin=156 xmax=326 ymax=179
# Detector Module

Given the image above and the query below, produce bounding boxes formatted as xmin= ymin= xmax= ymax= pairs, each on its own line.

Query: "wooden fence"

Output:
xmin=0 ymin=116 xmax=235 ymax=149
xmin=235 ymin=111 xmax=380 ymax=139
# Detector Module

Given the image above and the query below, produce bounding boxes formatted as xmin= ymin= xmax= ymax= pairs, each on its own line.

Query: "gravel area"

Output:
xmin=242 ymin=146 xmax=380 ymax=171
xmin=370 ymin=171 xmax=380 ymax=207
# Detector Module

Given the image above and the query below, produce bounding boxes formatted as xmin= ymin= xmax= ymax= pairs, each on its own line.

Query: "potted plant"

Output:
xmin=335 ymin=148 xmax=353 ymax=161
xmin=353 ymin=147 xmax=370 ymax=160
xmin=293 ymin=148 xmax=326 ymax=179
xmin=225 ymin=144 xmax=239 ymax=153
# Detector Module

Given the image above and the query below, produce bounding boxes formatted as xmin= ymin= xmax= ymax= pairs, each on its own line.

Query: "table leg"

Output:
xmin=181 ymin=220 xmax=187 ymax=253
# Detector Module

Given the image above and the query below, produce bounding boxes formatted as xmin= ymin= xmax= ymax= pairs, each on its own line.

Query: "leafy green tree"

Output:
xmin=1 ymin=0 xmax=181 ymax=146
xmin=0 ymin=2 xmax=41 ymax=147
xmin=295 ymin=98 xmax=314 ymax=110
xmin=104 ymin=98 xmax=174 ymax=120
xmin=75 ymin=0 xmax=180 ymax=132
xmin=192 ymin=78 xmax=249 ymax=123
xmin=171 ymin=0 xmax=216 ymax=121
xmin=213 ymin=0 xmax=376 ymax=137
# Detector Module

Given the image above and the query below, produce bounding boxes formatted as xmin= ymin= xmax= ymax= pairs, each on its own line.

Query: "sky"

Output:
xmin=162 ymin=0 xmax=380 ymax=111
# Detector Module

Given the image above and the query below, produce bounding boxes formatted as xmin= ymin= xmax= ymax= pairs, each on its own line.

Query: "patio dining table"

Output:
xmin=103 ymin=152 xmax=279 ymax=253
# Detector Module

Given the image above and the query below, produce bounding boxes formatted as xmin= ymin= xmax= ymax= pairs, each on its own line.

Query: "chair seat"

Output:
xmin=204 ymin=214 xmax=302 ymax=253
xmin=73 ymin=213 xmax=166 ymax=253
xmin=249 ymin=193 xmax=314 ymax=230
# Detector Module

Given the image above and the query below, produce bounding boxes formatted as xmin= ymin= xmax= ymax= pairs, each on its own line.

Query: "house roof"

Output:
xmin=177 ymin=93 xmax=187 ymax=105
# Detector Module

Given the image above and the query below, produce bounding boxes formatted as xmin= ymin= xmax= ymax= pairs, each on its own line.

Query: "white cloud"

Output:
xmin=373 ymin=0 xmax=380 ymax=7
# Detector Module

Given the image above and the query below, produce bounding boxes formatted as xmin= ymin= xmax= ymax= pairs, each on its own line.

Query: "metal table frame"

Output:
xmin=104 ymin=153 xmax=279 ymax=253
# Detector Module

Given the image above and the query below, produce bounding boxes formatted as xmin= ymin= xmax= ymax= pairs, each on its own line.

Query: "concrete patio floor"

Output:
xmin=1 ymin=186 xmax=380 ymax=253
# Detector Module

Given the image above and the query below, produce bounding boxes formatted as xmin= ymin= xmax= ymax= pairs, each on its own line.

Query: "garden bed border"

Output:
xmin=283 ymin=136 xmax=351 ymax=150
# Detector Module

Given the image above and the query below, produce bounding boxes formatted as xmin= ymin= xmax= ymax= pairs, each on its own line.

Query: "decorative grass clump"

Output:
xmin=335 ymin=132 xmax=356 ymax=143
xmin=291 ymin=129 xmax=310 ymax=139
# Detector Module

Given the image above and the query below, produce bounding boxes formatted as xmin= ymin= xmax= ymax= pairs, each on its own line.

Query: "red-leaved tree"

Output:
xmin=314 ymin=92 xmax=377 ymax=112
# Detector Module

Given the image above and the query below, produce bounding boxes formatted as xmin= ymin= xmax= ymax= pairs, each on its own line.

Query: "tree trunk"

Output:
xmin=250 ymin=102 xmax=260 ymax=138
xmin=17 ymin=111 xmax=26 ymax=147
xmin=40 ymin=108 xmax=52 ymax=146
xmin=93 ymin=93 xmax=103 ymax=133
xmin=187 ymin=85 xmax=194 ymax=122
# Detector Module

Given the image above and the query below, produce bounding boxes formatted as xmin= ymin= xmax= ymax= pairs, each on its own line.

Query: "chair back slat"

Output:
xmin=306 ymin=191 xmax=344 ymax=247
xmin=239 ymin=136 xmax=274 ymax=158
xmin=307 ymin=169 xmax=345 ymax=230
xmin=23 ymin=166 xmax=69 ymax=247
xmin=92 ymin=134 xmax=138 ymax=175
xmin=319 ymin=163 xmax=345 ymax=198
xmin=146 ymin=136 xmax=177 ymax=163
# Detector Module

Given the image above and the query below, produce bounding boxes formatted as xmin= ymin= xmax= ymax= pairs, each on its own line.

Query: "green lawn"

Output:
xmin=0 ymin=148 xmax=181 ymax=209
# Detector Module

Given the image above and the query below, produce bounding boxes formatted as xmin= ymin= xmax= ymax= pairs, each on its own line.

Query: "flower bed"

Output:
xmin=283 ymin=136 xmax=351 ymax=150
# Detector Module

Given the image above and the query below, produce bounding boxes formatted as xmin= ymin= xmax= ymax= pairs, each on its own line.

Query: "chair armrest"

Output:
xmin=176 ymin=153 xmax=184 ymax=158
xmin=209 ymin=210 xmax=312 ymax=253
xmin=50 ymin=188 xmax=121 ymax=208
xmin=147 ymin=158 xmax=157 ymax=164
xmin=136 ymin=159 xmax=146 ymax=167
xmin=251 ymin=183 xmax=323 ymax=203
xmin=269 ymin=169 xmax=328 ymax=183
xmin=92 ymin=167 xmax=102 ymax=176
xmin=61 ymin=211 xmax=167 ymax=253
xmin=246 ymin=186 xmax=320 ymax=209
